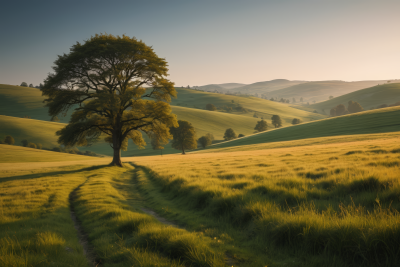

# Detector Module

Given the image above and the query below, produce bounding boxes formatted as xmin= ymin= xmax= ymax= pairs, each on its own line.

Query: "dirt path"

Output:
xmin=69 ymin=181 xmax=100 ymax=267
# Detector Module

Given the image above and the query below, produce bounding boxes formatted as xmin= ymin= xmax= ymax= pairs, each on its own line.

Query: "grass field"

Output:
xmin=129 ymin=136 xmax=400 ymax=266
xmin=204 ymin=105 xmax=400 ymax=151
xmin=311 ymin=82 xmax=400 ymax=112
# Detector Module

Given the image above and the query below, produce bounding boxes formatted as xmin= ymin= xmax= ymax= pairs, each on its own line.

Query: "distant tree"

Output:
xmin=235 ymin=106 xmax=247 ymax=112
xmin=313 ymin=110 xmax=318 ymax=113
xmin=238 ymin=134 xmax=245 ymax=137
xmin=27 ymin=142 xmax=37 ymax=149
xmin=50 ymin=116 xmax=60 ymax=122
xmin=37 ymin=143 xmax=42 ymax=149
xmin=206 ymin=103 xmax=217 ymax=111
xmin=330 ymin=108 xmax=336 ymax=116
xmin=300 ymin=97 xmax=304 ymax=102
xmin=270 ymin=97 xmax=275 ymax=101
xmin=348 ymin=101 xmax=364 ymax=113
xmin=253 ymin=112 xmax=258 ymax=118
xmin=187 ymin=85 xmax=190 ymax=89
xmin=29 ymin=84 xmax=34 ymax=88
xmin=335 ymin=104 xmax=348 ymax=116
xmin=4 ymin=135 xmax=15 ymax=145
xmin=223 ymin=128 xmax=237 ymax=140
xmin=198 ymin=135 xmax=212 ymax=148
xmin=271 ymin=115 xmax=282 ymax=128
xmin=329 ymin=96 xmax=334 ymax=100
xmin=231 ymin=100 xmax=234 ymax=103
xmin=53 ymin=147 xmax=62 ymax=152
xmin=170 ymin=120 xmax=197 ymax=154
xmin=21 ymin=139 xmax=29 ymax=147
xmin=292 ymin=118 xmax=301 ymax=125
xmin=292 ymin=97 xmax=296 ymax=103
xmin=20 ymin=82 xmax=28 ymax=87
xmin=205 ymin=133 xmax=214 ymax=142
xmin=254 ymin=119 xmax=268 ymax=132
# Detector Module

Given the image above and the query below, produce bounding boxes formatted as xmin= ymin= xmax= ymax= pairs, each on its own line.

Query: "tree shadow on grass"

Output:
xmin=0 ymin=165 xmax=105 ymax=184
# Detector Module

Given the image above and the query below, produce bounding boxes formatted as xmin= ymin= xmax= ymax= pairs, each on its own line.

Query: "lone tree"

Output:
xmin=20 ymin=82 xmax=28 ymax=87
xmin=254 ymin=119 xmax=268 ymax=132
xmin=42 ymin=34 xmax=178 ymax=166
xmin=21 ymin=139 xmax=29 ymax=147
xmin=223 ymin=128 xmax=237 ymax=140
xmin=170 ymin=120 xmax=197 ymax=154
xmin=4 ymin=135 xmax=15 ymax=145
xmin=348 ymin=100 xmax=364 ymax=113
xmin=271 ymin=115 xmax=282 ymax=128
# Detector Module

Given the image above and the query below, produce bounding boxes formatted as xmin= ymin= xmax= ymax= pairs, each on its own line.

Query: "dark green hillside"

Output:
xmin=205 ymin=106 xmax=400 ymax=151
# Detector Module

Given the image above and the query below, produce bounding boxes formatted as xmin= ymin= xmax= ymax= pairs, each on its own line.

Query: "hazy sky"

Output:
xmin=1 ymin=0 xmax=399 ymax=87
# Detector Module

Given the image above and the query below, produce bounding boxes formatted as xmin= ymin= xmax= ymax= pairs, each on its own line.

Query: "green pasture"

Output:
xmin=205 ymin=105 xmax=400 ymax=151
xmin=311 ymin=82 xmax=400 ymax=112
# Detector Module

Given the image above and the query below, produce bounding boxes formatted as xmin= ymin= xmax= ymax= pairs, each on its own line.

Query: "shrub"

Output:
xmin=292 ymin=118 xmax=301 ymax=125
xmin=205 ymin=104 xmax=217 ymax=111
xmin=51 ymin=116 xmax=60 ymax=122
xmin=52 ymin=147 xmax=61 ymax=152
xmin=238 ymin=134 xmax=245 ymax=137
xmin=27 ymin=142 xmax=37 ymax=149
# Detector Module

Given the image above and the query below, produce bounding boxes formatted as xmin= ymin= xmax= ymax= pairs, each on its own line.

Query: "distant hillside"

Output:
xmin=171 ymin=88 xmax=326 ymax=125
xmin=266 ymin=80 xmax=386 ymax=103
xmin=311 ymin=83 xmax=400 ymax=112
xmin=230 ymin=79 xmax=306 ymax=95
xmin=203 ymin=105 xmax=400 ymax=151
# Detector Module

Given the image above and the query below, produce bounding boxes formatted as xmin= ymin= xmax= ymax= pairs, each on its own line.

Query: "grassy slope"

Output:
xmin=229 ymin=79 xmax=306 ymax=94
xmin=0 ymin=144 xmax=100 ymax=163
xmin=171 ymin=88 xmax=326 ymax=124
xmin=204 ymin=106 xmax=400 ymax=151
xmin=311 ymin=82 xmax=400 ymax=112
xmin=267 ymin=80 xmax=384 ymax=103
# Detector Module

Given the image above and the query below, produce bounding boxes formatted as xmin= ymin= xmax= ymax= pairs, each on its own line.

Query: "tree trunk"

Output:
xmin=182 ymin=144 xmax=185 ymax=155
xmin=110 ymin=132 xmax=123 ymax=167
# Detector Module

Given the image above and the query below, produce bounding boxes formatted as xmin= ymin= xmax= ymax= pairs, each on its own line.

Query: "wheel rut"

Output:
xmin=69 ymin=180 xmax=100 ymax=267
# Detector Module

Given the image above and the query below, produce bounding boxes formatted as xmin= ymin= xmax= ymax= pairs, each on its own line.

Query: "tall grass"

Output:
xmin=0 ymin=165 xmax=97 ymax=266
xmin=131 ymin=137 xmax=400 ymax=266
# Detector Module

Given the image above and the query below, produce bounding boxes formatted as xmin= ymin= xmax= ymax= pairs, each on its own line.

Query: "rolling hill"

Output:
xmin=202 ymin=105 xmax=400 ymax=151
xmin=311 ymin=82 xmax=400 ymax=112
xmin=198 ymin=83 xmax=246 ymax=92
xmin=266 ymin=80 xmax=386 ymax=103
xmin=170 ymin=88 xmax=326 ymax=124
xmin=229 ymin=79 xmax=306 ymax=94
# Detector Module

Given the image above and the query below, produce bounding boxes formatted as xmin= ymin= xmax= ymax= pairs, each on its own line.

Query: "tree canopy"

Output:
xmin=348 ymin=101 xmax=364 ymax=113
xmin=42 ymin=34 xmax=178 ymax=166
xmin=170 ymin=120 xmax=197 ymax=154
xmin=271 ymin=115 xmax=282 ymax=128
xmin=254 ymin=119 xmax=268 ymax=132
xmin=292 ymin=118 xmax=301 ymax=125
xmin=4 ymin=135 xmax=15 ymax=145
xmin=198 ymin=135 xmax=212 ymax=148
xmin=206 ymin=103 xmax=217 ymax=111
xmin=223 ymin=128 xmax=237 ymax=140
xmin=20 ymin=82 xmax=28 ymax=87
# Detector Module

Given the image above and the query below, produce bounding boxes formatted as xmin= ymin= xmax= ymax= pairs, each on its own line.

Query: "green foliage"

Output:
xmin=198 ymin=135 xmax=212 ymax=148
xmin=29 ymin=83 xmax=34 ymax=88
xmin=348 ymin=100 xmax=364 ymax=113
xmin=21 ymin=139 xmax=28 ymax=147
xmin=254 ymin=119 xmax=268 ymax=132
xmin=253 ymin=112 xmax=258 ymax=118
xmin=4 ymin=135 xmax=15 ymax=145
xmin=27 ymin=142 xmax=37 ymax=149
xmin=292 ymin=118 xmax=301 ymax=125
xmin=205 ymin=133 xmax=214 ymax=141
xmin=170 ymin=120 xmax=197 ymax=154
xmin=238 ymin=133 xmax=245 ymax=137
xmin=205 ymin=103 xmax=217 ymax=111
xmin=271 ymin=115 xmax=282 ymax=128
xmin=41 ymin=33 xmax=178 ymax=166
xmin=37 ymin=143 xmax=42 ymax=149
xmin=20 ymin=82 xmax=28 ymax=87
xmin=223 ymin=128 xmax=237 ymax=140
